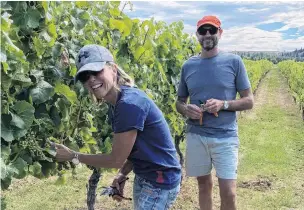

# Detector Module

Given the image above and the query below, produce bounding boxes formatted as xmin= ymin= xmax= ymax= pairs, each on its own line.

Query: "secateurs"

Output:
xmin=199 ymin=100 xmax=219 ymax=125
xmin=100 ymin=177 xmax=132 ymax=201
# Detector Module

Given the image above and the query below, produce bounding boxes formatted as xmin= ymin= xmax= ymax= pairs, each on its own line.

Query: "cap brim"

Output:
xmin=197 ymin=22 xmax=220 ymax=29
xmin=75 ymin=61 xmax=106 ymax=82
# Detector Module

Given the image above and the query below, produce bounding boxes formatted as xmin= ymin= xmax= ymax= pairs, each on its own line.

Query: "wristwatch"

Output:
xmin=223 ymin=100 xmax=229 ymax=110
xmin=71 ymin=153 xmax=80 ymax=165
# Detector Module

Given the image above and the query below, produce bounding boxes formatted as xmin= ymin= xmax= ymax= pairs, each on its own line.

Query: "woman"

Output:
xmin=55 ymin=44 xmax=181 ymax=209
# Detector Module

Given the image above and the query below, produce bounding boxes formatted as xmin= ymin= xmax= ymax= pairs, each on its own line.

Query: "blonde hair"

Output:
xmin=107 ymin=62 xmax=134 ymax=88
xmin=89 ymin=62 xmax=135 ymax=104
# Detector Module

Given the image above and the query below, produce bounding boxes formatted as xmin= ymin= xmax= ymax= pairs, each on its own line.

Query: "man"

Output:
xmin=176 ymin=15 xmax=254 ymax=210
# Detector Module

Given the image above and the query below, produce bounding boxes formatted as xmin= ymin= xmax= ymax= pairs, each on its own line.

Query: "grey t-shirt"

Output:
xmin=177 ymin=52 xmax=251 ymax=138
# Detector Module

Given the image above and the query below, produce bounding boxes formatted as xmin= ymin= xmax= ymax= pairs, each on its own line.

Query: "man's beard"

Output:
xmin=200 ymin=37 xmax=218 ymax=51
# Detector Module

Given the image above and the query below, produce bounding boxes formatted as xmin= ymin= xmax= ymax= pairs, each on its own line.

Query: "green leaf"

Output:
xmin=134 ymin=46 xmax=145 ymax=60
xmin=69 ymin=64 xmax=77 ymax=77
xmin=1 ymin=12 xmax=12 ymax=32
xmin=33 ymin=37 xmax=45 ymax=57
xmin=122 ymin=17 xmax=132 ymax=37
xmin=1 ymin=158 xmax=18 ymax=180
xmin=2 ymin=62 xmax=9 ymax=74
xmin=41 ymin=30 xmax=51 ymax=42
xmin=109 ymin=8 xmax=121 ymax=17
xmin=29 ymin=162 xmax=42 ymax=177
xmin=30 ymin=69 xmax=44 ymax=83
xmin=1 ymin=72 xmax=11 ymax=91
xmin=1 ymin=177 xmax=12 ymax=190
xmin=109 ymin=18 xmax=124 ymax=32
xmin=41 ymin=1 xmax=49 ymax=13
xmin=1 ymin=146 xmax=11 ymax=161
xmin=47 ymin=22 xmax=57 ymax=38
xmin=55 ymin=98 xmax=69 ymax=121
xmin=29 ymin=81 xmax=54 ymax=104
xmin=13 ymin=73 xmax=32 ymax=84
xmin=12 ymin=101 xmax=35 ymax=129
xmin=75 ymin=1 xmax=89 ymax=8
xmin=1 ymin=115 xmax=14 ymax=142
xmin=50 ymin=106 xmax=61 ymax=127
xmin=11 ymin=157 xmax=27 ymax=179
xmin=10 ymin=113 xmax=25 ymax=129
xmin=54 ymin=83 xmax=77 ymax=104
xmin=55 ymin=173 xmax=67 ymax=185
xmin=26 ymin=8 xmax=41 ymax=28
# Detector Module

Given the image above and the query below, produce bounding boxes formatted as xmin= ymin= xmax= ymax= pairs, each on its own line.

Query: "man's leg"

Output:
xmin=209 ymin=136 xmax=239 ymax=210
xmin=218 ymin=179 xmax=237 ymax=210
xmin=185 ymin=133 xmax=213 ymax=210
xmin=197 ymin=174 xmax=213 ymax=210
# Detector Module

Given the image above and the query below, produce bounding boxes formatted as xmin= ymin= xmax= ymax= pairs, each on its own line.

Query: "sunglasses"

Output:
xmin=78 ymin=71 xmax=101 ymax=83
xmin=197 ymin=26 xmax=219 ymax=36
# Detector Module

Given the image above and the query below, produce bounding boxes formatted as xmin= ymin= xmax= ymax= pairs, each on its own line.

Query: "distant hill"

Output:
xmin=231 ymin=48 xmax=304 ymax=63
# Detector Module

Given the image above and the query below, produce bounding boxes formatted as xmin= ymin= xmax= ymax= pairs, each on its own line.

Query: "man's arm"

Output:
xmin=118 ymin=159 xmax=133 ymax=176
xmin=226 ymin=88 xmax=254 ymax=111
xmin=204 ymin=88 xmax=254 ymax=113
xmin=176 ymin=96 xmax=202 ymax=119
xmin=176 ymin=96 xmax=188 ymax=117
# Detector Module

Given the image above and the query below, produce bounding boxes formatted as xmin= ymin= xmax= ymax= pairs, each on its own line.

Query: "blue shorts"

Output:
xmin=133 ymin=175 xmax=180 ymax=210
xmin=185 ymin=132 xmax=239 ymax=179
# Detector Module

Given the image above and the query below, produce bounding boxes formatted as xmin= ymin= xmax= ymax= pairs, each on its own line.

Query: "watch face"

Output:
xmin=224 ymin=101 xmax=228 ymax=109
xmin=72 ymin=158 xmax=79 ymax=165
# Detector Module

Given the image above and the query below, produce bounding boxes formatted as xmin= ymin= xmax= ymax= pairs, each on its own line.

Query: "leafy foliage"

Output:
xmin=278 ymin=61 xmax=304 ymax=113
xmin=244 ymin=59 xmax=274 ymax=92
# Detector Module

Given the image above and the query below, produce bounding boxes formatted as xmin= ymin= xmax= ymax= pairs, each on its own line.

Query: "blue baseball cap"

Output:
xmin=75 ymin=44 xmax=114 ymax=82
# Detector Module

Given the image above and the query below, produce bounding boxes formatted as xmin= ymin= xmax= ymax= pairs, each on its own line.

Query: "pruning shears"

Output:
xmin=100 ymin=177 xmax=132 ymax=201
xmin=199 ymin=100 xmax=219 ymax=125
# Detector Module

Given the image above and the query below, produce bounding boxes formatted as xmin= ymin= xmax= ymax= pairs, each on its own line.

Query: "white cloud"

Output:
xmin=183 ymin=9 xmax=206 ymax=15
xmin=219 ymin=27 xmax=303 ymax=51
xmin=259 ymin=10 xmax=304 ymax=31
xmin=238 ymin=7 xmax=270 ymax=13
xmin=147 ymin=1 xmax=187 ymax=9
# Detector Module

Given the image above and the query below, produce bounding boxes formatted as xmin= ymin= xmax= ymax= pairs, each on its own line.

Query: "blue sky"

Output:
xmin=122 ymin=1 xmax=304 ymax=51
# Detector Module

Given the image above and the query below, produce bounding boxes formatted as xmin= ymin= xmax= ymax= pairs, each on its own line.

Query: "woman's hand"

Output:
xmin=111 ymin=173 xmax=128 ymax=202
xmin=54 ymin=143 xmax=75 ymax=162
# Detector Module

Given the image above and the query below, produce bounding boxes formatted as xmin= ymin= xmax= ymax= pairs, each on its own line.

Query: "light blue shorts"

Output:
xmin=185 ymin=133 xmax=239 ymax=179
xmin=133 ymin=175 xmax=180 ymax=210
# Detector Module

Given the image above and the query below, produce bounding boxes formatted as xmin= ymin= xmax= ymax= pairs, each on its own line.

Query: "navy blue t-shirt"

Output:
xmin=108 ymin=86 xmax=181 ymax=189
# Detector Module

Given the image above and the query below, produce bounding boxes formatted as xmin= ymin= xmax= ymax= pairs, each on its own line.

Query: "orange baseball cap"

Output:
xmin=197 ymin=15 xmax=221 ymax=30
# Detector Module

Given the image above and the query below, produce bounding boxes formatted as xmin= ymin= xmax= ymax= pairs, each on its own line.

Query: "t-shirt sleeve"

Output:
xmin=113 ymin=100 xmax=150 ymax=133
xmin=235 ymin=56 xmax=251 ymax=92
xmin=177 ymin=65 xmax=189 ymax=97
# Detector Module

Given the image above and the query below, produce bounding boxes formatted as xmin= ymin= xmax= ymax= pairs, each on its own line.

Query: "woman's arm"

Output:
xmin=118 ymin=159 xmax=133 ymax=176
xmin=55 ymin=129 xmax=137 ymax=169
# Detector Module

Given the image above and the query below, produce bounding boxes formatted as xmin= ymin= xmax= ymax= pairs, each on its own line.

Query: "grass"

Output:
xmin=2 ymin=69 xmax=304 ymax=210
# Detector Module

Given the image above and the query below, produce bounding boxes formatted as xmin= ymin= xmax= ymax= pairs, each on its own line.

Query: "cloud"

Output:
xmin=183 ymin=9 xmax=206 ymax=15
xmin=220 ymin=27 xmax=303 ymax=51
xmin=238 ymin=7 xmax=270 ymax=13
xmin=148 ymin=1 xmax=187 ymax=9
xmin=258 ymin=10 xmax=304 ymax=32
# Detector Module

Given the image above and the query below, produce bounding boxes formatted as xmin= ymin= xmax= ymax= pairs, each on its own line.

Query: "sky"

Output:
xmin=122 ymin=1 xmax=304 ymax=52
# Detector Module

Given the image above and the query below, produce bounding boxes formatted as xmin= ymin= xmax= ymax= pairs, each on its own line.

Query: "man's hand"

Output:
xmin=204 ymin=99 xmax=224 ymax=114
xmin=185 ymin=104 xmax=202 ymax=120
xmin=111 ymin=173 xmax=128 ymax=202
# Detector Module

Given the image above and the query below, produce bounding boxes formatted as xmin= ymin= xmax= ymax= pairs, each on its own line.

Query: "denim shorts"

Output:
xmin=185 ymin=132 xmax=239 ymax=179
xmin=133 ymin=175 xmax=180 ymax=210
